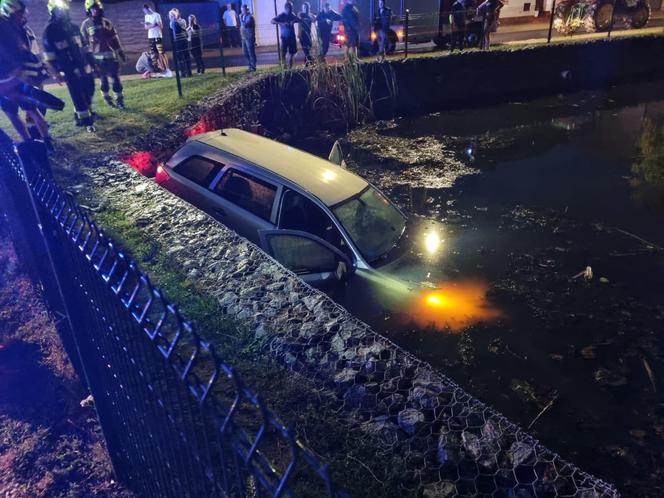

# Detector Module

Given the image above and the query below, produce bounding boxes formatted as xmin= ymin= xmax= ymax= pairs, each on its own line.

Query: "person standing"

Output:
xmin=223 ymin=3 xmax=239 ymax=48
xmin=239 ymin=4 xmax=256 ymax=72
xmin=81 ymin=0 xmax=126 ymax=109
xmin=187 ymin=14 xmax=204 ymax=74
xmin=143 ymin=2 xmax=171 ymax=75
xmin=477 ymin=0 xmax=502 ymax=50
xmin=169 ymin=8 xmax=191 ymax=77
xmin=341 ymin=0 xmax=360 ymax=61
xmin=0 ymin=0 xmax=53 ymax=145
xmin=449 ymin=0 xmax=466 ymax=52
xmin=316 ymin=2 xmax=341 ymax=61
xmin=374 ymin=0 xmax=392 ymax=62
xmin=43 ymin=0 xmax=96 ymax=132
xmin=272 ymin=2 xmax=299 ymax=68
xmin=298 ymin=2 xmax=315 ymax=65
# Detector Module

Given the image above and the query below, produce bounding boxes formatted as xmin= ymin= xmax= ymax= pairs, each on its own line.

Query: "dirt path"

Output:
xmin=0 ymin=227 xmax=133 ymax=498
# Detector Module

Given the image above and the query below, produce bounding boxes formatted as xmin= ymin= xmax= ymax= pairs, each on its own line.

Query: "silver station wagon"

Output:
xmin=157 ymin=128 xmax=445 ymax=289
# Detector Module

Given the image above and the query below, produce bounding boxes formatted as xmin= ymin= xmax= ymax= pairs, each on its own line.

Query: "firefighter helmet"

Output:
xmin=0 ymin=0 xmax=25 ymax=18
xmin=84 ymin=0 xmax=103 ymax=13
xmin=47 ymin=0 xmax=70 ymax=15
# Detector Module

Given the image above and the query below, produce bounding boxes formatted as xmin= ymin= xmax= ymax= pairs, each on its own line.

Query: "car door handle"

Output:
xmin=213 ymin=207 xmax=227 ymax=217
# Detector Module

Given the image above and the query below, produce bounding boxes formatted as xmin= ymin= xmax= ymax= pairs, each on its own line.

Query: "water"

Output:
xmin=303 ymin=81 xmax=664 ymax=496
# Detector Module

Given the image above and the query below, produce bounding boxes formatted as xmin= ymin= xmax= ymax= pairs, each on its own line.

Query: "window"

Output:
xmin=266 ymin=235 xmax=338 ymax=274
xmin=279 ymin=190 xmax=348 ymax=254
xmin=332 ymin=187 xmax=406 ymax=263
xmin=214 ymin=169 xmax=277 ymax=221
xmin=174 ymin=156 xmax=222 ymax=187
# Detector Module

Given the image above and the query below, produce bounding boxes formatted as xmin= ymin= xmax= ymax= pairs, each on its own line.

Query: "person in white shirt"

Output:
xmin=142 ymin=2 xmax=171 ymax=74
xmin=222 ymin=3 xmax=239 ymax=48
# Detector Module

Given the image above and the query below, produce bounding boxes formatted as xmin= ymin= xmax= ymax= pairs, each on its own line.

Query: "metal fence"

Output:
xmin=0 ymin=130 xmax=346 ymax=498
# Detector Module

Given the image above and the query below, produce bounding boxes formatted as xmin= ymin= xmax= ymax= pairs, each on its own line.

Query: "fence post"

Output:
xmin=547 ymin=0 xmax=556 ymax=43
xmin=404 ymin=9 xmax=409 ymax=58
xmin=607 ymin=0 xmax=617 ymax=37
xmin=218 ymin=25 xmax=227 ymax=76
xmin=169 ymin=29 xmax=183 ymax=97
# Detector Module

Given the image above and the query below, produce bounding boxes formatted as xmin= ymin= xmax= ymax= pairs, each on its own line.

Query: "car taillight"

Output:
xmin=397 ymin=30 xmax=404 ymax=40
xmin=337 ymin=34 xmax=346 ymax=43
xmin=155 ymin=164 xmax=168 ymax=184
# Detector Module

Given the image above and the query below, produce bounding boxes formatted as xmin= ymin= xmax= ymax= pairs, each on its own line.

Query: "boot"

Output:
xmin=102 ymin=93 xmax=116 ymax=108
xmin=115 ymin=94 xmax=125 ymax=110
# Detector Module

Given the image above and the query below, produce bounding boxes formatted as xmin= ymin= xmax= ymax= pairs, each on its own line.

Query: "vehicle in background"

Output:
xmin=553 ymin=0 xmax=650 ymax=34
xmin=156 ymin=129 xmax=446 ymax=290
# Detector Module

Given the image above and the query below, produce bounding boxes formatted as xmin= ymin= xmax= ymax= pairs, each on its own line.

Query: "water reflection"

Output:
xmin=631 ymin=113 xmax=664 ymax=213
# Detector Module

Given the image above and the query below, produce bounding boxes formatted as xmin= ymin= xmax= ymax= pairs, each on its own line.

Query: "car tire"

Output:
xmin=629 ymin=3 xmax=650 ymax=29
xmin=594 ymin=2 xmax=614 ymax=31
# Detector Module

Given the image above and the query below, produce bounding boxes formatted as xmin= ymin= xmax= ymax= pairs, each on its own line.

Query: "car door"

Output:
xmin=258 ymin=229 xmax=353 ymax=287
xmin=206 ymin=167 xmax=279 ymax=245
xmin=165 ymin=155 xmax=224 ymax=209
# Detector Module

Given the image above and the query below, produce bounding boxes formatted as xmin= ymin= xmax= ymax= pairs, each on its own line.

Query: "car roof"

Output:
xmin=190 ymin=129 xmax=368 ymax=207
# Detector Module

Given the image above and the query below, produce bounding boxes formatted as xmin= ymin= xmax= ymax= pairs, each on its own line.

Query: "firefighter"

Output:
xmin=81 ymin=0 xmax=126 ymax=109
xmin=43 ymin=0 xmax=96 ymax=132
xmin=0 ymin=0 xmax=53 ymax=146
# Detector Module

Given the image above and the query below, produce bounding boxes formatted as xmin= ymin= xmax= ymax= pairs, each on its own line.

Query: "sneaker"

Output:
xmin=161 ymin=69 xmax=173 ymax=78
xmin=86 ymin=125 xmax=96 ymax=133
xmin=116 ymin=97 xmax=125 ymax=110
xmin=103 ymin=95 xmax=116 ymax=108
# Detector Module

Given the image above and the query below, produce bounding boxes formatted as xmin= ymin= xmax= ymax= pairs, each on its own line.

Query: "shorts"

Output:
xmin=280 ymin=36 xmax=297 ymax=56
xmin=149 ymin=37 xmax=165 ymax=55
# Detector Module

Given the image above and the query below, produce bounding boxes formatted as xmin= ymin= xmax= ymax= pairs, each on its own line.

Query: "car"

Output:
xmin=155 ymin=128 xmax=446 ymax=289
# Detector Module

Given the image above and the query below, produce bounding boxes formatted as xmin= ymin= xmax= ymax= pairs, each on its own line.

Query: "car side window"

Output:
xmin=265 ymin=235 xmax=338 ymax=274
xmin=174 ymin=156 xmax=222 ymax=187
xmin=279 ymin=190 xmax=348 ymax=255
xmin=214 ymin=169 xmax=277 ymax=221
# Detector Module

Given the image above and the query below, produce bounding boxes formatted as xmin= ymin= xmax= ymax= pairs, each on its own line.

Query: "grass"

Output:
xmin=0 ymin=73 xmax=241 ymax=158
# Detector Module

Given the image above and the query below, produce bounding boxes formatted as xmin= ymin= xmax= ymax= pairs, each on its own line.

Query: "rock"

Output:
xmin=508 ymin=441 xmax=534 ymax=467
xmin=398 ymin=408 xmax=425 ymax=435
xmin=80 ymin=394 xmax=94 ymax=408
xmin=334 ymin=368 xmax=358 ymax=386
xmin=461 ymin=431 xmax=481 ymax=459
xmin=437 ymin=431 xmax=460 ymax=465
xmin=422 ymin=481 xmax=456 ymax=497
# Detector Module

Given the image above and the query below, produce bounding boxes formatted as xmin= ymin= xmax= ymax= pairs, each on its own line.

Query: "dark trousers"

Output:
xmin=301 ymin=43 xmax=313 ymax=64
xmin=242 ymin=36 xmax=256 ymax=71
xmin=319 ymin=32 xmax=331 ymax=58
xmin=191 ymin=47 xmax=205 ymax=73
xmin=65 ymin=70 xmax=94 ymax=126
xmin=451 ymin=28 xmax=465 ymax=51
xmin=175 ymin=43 xmax=192 ymax=77
xmin=98 ymin=59 xmax=123 ymax=95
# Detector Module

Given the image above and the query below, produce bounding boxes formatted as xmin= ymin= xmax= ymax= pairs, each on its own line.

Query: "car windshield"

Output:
xmin=332 ymin=187 xmax=406 ymax=263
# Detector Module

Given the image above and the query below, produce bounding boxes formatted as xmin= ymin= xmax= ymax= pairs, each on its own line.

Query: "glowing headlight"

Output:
xmin=370 ymin=31 xmax=377 ymax=41
xmin=424 ymin=232 xmax=441 ymax=255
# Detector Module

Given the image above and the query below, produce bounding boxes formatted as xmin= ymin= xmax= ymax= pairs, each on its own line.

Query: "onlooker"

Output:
xmin=316 ymin=2 xmax=341 ymax=61
xmin=272 ymin=2 xmax=299 ymax=68
xmin=187 ymin=14 xmax=205 ymax=74
xmin=136 ymin=50 xmax=159 ymax=77
xmin=169 ymin=8 xmax=191 ymax=77
xmin=450 ymin=0 xmax=466 ymax=51
xmin=223 ymin=3 xmax=239 ymax=47
xmin=0 ymin=0 xmax=52 ymax=146
xmin=239 ymin=4 xmax=256 ymax=72
xmin=43 ymin=0 xmax=96 ymax=132
xmin=143 ymin=2 xmax=171 ymax=75
xmin=341 ymin=0 xmax=360 ymax=61
xmin=298 ymin=2 xmax=315 ymax=65
xmin=81 ymin=0 xmax=127 ymax=109
xmin=374 ymin=0 xmax=392 ymax=62
xmin=477 ymin=0 xmax=503 ymax=50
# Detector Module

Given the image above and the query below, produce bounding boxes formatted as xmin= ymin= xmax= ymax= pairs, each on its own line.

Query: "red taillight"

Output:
xmin=155 ymin=164 xmax=168 ymax=184
xmin=337 ymin=34 xmax=346 ymax=43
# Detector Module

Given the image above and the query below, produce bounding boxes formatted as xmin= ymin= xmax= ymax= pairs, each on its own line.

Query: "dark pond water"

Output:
xmin=302 ymin=81 xmax=664 ymax=496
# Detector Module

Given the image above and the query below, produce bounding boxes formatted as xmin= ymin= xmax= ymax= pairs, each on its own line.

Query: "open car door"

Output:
xmin=259 ymin=229 xmax=354 ymax=288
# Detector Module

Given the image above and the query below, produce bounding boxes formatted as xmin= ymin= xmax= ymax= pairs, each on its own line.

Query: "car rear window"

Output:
xmin=174 ymin=156 xmax=222 ymax=187
xmin=214 ymin=169 xmax=277 ymax=221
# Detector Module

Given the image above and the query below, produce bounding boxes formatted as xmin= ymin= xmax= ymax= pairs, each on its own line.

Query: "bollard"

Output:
xmin=404 ymin=9 xmax=409 ymax=58
xmin=547 ymin=0 xmax=556 ymax=43
xmin=274 ymin=0 xmax=283 ymax=66
xmin=218 ymin=32 xmax=227 ymax=76
xmin=607 ymin=0 xmax=617 ymax=37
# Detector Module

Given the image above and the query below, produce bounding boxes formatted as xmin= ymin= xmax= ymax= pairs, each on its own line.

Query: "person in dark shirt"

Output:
xmin=298 ymin=2 xmax=315 ymax=65
xmin=316 ymin=2 xmax=341 ymax=61
xmin=374 ymin=0 xmax=392 ymax=62
xmin=169 ymin=8 xmax=191 ymax=77
xmin=187 ymin=14 xmax=204 ymax=74
xmin=477 ymin=0 xmax=503 ymax=50
xmin=272 ymin=2 xmax=299 ymax=68
xmin=341 ymin=0 xmax=360 ymax=61
xmin=43 ymin=0 xmax=96 ymax=132
xmin=81 ymin=0 xmax=126 ymax=109
xmin=239 ymin=4 xmax=256 ymax=72
xmin=449 ymin=0 xmax=466 ymax=51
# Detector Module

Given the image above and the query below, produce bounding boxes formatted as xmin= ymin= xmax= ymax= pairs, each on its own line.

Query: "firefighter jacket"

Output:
xmin=43 ymin=18 xmax=93 ymax=76
xmin=80 ymin=16 xmax=123 ymax=62
xmin=0 ymin=17 xmax=46 ymax=83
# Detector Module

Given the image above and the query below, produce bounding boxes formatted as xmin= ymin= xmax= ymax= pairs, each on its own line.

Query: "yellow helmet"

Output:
xmin=47 ymin=0 xmax=70 ymax=15
xmin=0 ymin=0 xmax=25 ymax=17
xmin=84 ymin=0 xmax=103 ymax=12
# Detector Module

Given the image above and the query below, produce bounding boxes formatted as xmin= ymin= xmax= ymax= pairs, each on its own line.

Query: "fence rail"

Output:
xmin=0 ymin=130 xmax=346 ymax=498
